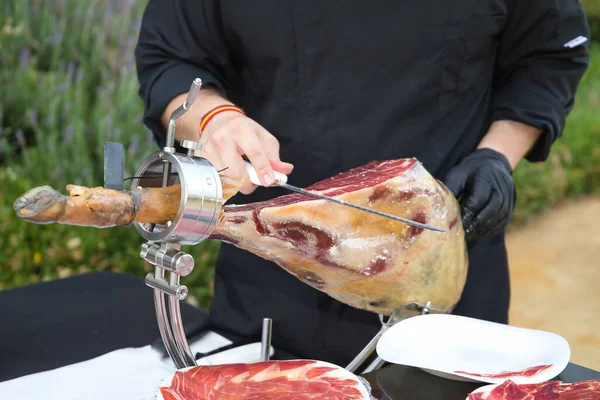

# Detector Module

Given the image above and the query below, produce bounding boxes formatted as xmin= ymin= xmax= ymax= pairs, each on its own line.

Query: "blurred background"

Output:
xmin=1 ymin=0 xmax=599 ymax=369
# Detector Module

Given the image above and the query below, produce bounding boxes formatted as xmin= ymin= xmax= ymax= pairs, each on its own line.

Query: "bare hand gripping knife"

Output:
xmin=104 ymin=78 xmax=444 ymax=373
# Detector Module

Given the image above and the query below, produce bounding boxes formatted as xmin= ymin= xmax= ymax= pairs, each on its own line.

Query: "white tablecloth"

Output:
xmin=0 ymin=331 xmax=273 ymax=400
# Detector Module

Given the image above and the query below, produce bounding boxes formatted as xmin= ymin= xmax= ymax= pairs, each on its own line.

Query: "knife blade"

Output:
xmin=243 ymin=161 xmax=446 ymax=233
xmin=104 ymin=142 xmax=125 ymax=191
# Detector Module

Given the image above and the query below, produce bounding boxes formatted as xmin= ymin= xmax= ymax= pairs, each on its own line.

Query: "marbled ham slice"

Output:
xmin=467 ymin=379 xmax=600 ymax=400
xmin=456 ymin=365 xmax=554 ymax=380
xmin=158 ymin=360 xmax=372 ymax=400
xmin=209 ymin=158 xmax=468 ymax=315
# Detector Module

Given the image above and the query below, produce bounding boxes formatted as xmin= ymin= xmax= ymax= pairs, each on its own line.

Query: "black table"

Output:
xmin=362 ymin=362 xmax=600 ymax=399
xmin=1 ymin=271 xmax=598 ymax=399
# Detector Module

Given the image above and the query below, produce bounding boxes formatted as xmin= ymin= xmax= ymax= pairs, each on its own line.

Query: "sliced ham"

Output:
xmin=468 ymin=379 xmax=600 ymax=400
xmin=158 ymin=360 xmax=372 ymax=400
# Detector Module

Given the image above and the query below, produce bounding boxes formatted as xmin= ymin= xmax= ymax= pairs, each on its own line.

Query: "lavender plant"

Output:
xmin=0 ymin=0 xmax=218 ymax=308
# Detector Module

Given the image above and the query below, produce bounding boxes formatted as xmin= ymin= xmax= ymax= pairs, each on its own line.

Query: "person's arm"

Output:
xmin=476 ymin=120 xmax=542 ymax=170
xmin=134 ymin=0 xmax=292 ymax=193
xmin=485 ymin=0 xmax=590 ymax=165
xmin=134 ymin=0 xmax=231 ymax=145
xmin=445 ymin=0 xmax=590 ymax=241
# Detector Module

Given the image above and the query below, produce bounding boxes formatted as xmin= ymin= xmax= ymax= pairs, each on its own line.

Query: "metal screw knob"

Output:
xmin=172 ymin=252 xmax=194 ymax=276
xmin=180 ymin=140 xmax=203 ymax=150
xmin=180 ymin=140 xmax=203 ymax=157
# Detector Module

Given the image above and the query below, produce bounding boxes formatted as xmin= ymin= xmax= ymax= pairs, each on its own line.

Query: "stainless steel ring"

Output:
xmin=130 ymin=151 xmax=223 ymax=246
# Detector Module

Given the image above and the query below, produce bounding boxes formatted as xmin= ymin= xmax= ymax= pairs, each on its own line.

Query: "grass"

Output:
xmin=0 ymin=0 xmax=599 ymax=308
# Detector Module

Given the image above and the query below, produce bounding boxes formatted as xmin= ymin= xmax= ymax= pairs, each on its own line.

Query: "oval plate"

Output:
xmin=376 ymin=314 xmax=570 ymax=385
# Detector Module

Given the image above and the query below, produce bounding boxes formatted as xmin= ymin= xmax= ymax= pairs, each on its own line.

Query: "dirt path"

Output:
xmin=506 ymin=196 xmax=600 ymax=372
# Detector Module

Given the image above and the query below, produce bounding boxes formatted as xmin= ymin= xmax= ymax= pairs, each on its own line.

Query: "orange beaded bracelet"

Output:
xmin=199 ymin=105 xmax=245 ymax=133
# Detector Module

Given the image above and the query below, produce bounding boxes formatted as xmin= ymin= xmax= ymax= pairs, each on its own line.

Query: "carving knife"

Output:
xmin=244 ymin=161 xmax=446 ymax=233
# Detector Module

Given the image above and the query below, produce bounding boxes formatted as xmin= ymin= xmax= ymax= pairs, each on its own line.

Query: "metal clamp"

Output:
xmin=124 ymin=77 xmax=229 ymax=370
xmin=345 ymin=301 xmax=442 ymax=375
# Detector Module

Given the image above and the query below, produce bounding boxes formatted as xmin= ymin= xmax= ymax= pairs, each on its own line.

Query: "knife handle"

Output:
xmin=244 ymin=161 xmax=288 ymax=186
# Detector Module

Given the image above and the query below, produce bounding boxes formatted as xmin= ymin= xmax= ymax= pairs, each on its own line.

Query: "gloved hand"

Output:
xmin=443 ymin=148 xmax=516 ymax=242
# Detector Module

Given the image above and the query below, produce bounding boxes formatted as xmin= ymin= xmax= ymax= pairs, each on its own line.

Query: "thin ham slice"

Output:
xmin=157 ymin=360 xmax=372 ymax=400
xmin=468 ymin=379 xmax=600 ymax=400
xmin=209 ymin=158 xmax=468 ymax=316
xmin=456 ymin=365 xmax=554 ymax=380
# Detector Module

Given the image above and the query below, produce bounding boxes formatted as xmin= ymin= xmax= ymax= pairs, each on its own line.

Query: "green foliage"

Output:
xmin=0 ymin=0 xmax=219 ymax=308
xmin=582 ymin=0 xmax=600 ymax=19
xmin=0 ymin=0 xmax=599 ymax=308
xmin=511 ymin=44 xmax=600 ymax=224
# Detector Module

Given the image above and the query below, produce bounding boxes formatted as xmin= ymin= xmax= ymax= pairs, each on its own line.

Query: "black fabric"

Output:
xmin=134 ymin=1 xmax=590 ymax=368
xmin=444 ymin=148 xmax=517 ymax=242
xmin=0 ymin=271 xmax=209 ymax=383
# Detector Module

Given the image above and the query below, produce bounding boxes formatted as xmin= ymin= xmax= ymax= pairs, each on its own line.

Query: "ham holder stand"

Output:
xmin=105 ymin=78 xmax=445 ymax=375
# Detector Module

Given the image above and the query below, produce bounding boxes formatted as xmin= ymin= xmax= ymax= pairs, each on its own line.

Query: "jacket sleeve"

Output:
xmin=491 ymin=0 xmax=591 ymax=162
xmin=134 ymin=0 xmax=231 ymax=147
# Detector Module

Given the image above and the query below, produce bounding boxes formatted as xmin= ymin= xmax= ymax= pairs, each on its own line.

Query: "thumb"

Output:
xmin=270 ymin=159 xmax=294 ymax=174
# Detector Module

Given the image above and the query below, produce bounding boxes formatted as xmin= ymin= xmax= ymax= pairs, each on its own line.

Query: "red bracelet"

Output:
xmin=199 ymin=105 xmax=245 ymax=133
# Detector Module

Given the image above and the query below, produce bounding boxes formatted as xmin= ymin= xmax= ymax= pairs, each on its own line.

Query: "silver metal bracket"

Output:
xmin=345 ymin=300 xmax=443 ymax=375
xmin=131 ymin=78 xmax=219 ymax=370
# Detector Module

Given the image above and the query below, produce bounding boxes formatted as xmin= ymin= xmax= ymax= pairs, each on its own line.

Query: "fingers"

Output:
xmin=466 ymin=187 xmax=505 ymax=241
xmin=233 ymin=128 xmax=275 ymax=186
xmin=211 ymin=136 xmax=258 ymax=195
xmin=443 ymin=167 xmax=468 ymax=200
xmin=201 ymin=113 xmax=292 ymax=194
xmin=256 ymin=128 xmax=294 ymax=174
xmin=199 ymin=142 xmax=224 ymax=174
xmin=460 ymin=177 xmax=493 ymax=240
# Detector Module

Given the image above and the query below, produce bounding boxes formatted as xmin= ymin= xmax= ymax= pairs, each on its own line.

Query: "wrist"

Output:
xmin=199 ymin=105 xmax=246 ymax=134
xmin=477 ymin=120 xmax=543 ymax=170
xmin=160 ymin=88 xmax=235 ymax=141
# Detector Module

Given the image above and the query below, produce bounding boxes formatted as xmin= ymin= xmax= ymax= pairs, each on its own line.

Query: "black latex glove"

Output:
xmin=443 ymin=148 xmax=516 ymax=242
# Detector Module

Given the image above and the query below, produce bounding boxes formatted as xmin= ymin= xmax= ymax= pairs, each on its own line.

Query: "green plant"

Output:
xmin=511 ymin=44 xmax=600 ymax=224
xmin=0 ymin=0 xmax=219 ymax=307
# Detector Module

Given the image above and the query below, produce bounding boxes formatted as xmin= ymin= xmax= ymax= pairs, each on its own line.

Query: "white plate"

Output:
xmin=376 ymin=314 xmax=570 ymax=384
xmin=157 ymin=360 xmax=373 ymax=400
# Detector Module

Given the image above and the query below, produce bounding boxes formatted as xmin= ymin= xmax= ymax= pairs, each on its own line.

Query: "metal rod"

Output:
xmin=261 ymin=318 xmax=272 ymax=361
xmin=360 ymin=301 xmax=436 ymax=375
xmin=345 ymin=326 xmax=388 ymax=373
xmin=361 ymin=356 xmax=387 ymax=374
xmin=145 ymin=273 xmax=187 ymax=300
xmin=152 ymin=267 xmax=185 ymax=368
xmin=164 ymin=78 xmax=202 ymax=151
xmin=168 ymin=271 xmax=197 ymax=367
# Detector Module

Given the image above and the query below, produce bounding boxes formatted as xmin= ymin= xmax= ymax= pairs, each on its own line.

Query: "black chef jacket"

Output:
xmin=135 ymin=1 xmax=590 ymax=367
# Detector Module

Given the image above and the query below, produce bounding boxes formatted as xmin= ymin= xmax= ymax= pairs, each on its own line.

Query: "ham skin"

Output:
xmin=209 ymin=158 xmax=468 ymax=316
xmin=158 ymin=359 xmax=372 ymax=400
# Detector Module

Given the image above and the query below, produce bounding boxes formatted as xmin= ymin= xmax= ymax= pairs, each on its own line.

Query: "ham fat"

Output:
xmin=158 ymin=360 xmax=373 ymax=400
xmin=209 ymin=158 xmax=468 ymax=315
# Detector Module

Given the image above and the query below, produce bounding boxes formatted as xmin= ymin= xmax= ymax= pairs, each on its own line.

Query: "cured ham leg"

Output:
xmin=210 ymin=158 xmax=467 ymax=315
xmin=13 ymin=158 xmax=468 ymax=315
